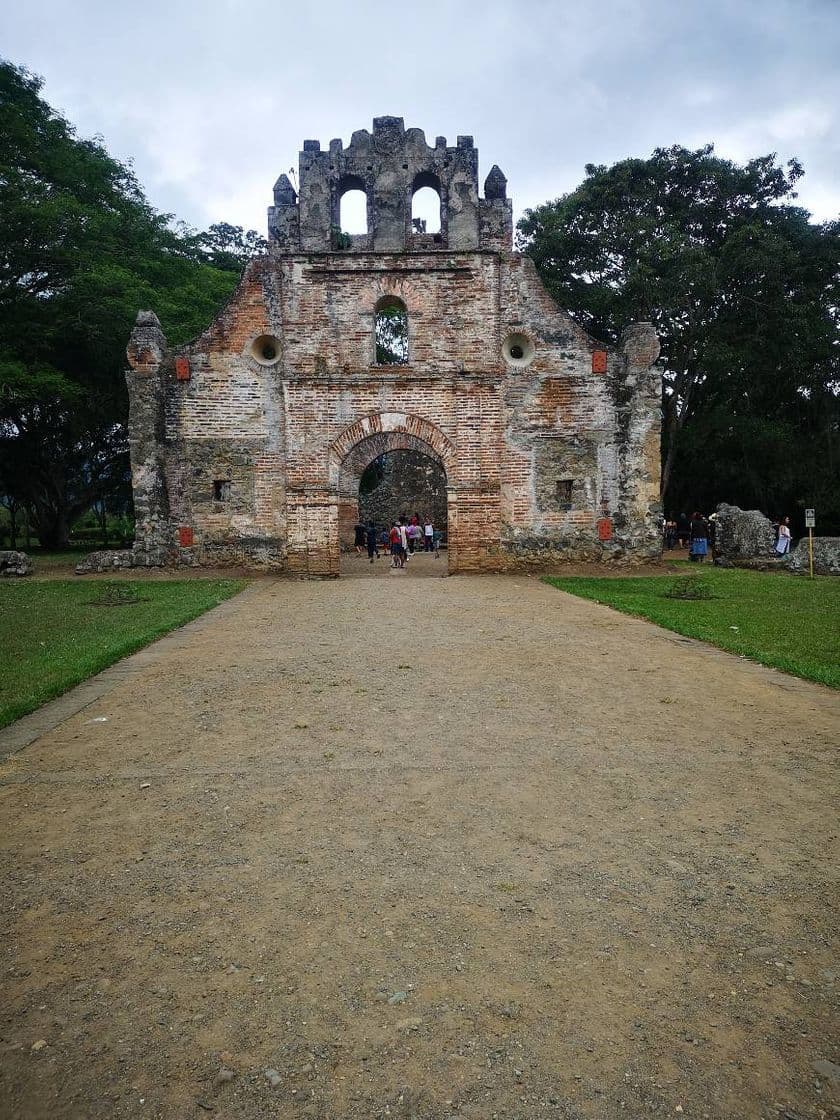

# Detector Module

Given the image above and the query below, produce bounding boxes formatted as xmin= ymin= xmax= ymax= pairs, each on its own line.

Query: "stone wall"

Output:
xmin=788 ymin=537 xmax=840 ymax=575
xmin=0 ymin=551 xmax=32 ymax=577
xmin=714 ymin=503 xmax=776 ymax=561
xmin=125 ymin=119 xmax=662 ymax=576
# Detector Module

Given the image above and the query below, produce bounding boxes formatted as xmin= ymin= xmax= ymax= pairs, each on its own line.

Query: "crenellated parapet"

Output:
xmin=268 ymin=116 xmax=512 ymax=253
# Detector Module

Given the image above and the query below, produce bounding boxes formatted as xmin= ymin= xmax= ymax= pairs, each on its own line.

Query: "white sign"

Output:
xmin=805 ymin=509 xmax=815 ymax=528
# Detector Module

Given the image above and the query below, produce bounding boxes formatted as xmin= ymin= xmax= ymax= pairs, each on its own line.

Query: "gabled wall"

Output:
xmin=125 ymin=120 xmax=661 ymax=575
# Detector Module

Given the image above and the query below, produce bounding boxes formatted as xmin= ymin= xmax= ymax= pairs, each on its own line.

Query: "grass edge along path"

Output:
xmin=0 ymin=579 xmax=247 ymax=729
xmin=543 ymin=568 xmax=840 ymax=690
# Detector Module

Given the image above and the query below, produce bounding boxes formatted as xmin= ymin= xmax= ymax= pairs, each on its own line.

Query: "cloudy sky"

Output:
xmin=2 ymin=0 xmax=838 ymax=234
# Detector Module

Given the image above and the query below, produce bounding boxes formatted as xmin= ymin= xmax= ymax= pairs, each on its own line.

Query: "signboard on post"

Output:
xmin=805 ymin=509 xmax=815 ymax=577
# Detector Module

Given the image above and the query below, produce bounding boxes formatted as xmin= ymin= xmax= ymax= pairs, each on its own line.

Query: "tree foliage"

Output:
xmin=518 ymin=145 xmax=840 ymax=531
xmin=0 ymin=60 xmax=245 ymax=546
xmin=375 ymin=302 xmax=409 ymax=364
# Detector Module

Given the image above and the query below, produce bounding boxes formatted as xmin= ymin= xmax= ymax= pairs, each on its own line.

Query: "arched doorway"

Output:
xmin=359 ymin=450 xmax=447 ymax=538
xmin=328 ymin=412 xmax=458 ymax=576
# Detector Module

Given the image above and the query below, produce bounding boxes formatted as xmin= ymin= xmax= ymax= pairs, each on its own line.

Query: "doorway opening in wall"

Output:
xmin=341 ymin=449 xmax=448 ymax=577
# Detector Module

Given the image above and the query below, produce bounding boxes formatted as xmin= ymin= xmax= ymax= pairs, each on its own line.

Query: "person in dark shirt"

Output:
xmin=365 ymin=521 xmax=379 ymax=564
xmin=689 ymin=512 xmax=709 ymax=562
xmin=353 ymin=520 xmax=366 ymax=554
xmin=677 ymin=512 xmax=690 ymax=549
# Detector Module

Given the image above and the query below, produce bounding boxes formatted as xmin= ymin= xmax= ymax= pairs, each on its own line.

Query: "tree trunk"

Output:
xmin=660 ymin=362 xmax=698 ymax=504
xmin=661 ymin=404 xmax=681 ymax=501
xmin=33 ymin=507 xmax=71 ymax=550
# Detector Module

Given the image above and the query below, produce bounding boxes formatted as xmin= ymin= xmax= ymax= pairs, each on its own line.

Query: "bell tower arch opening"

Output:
xmin=409 ymin=170 xmax=444 ymax=245
xmin=336 ymin=174 xmax=369 ymax=245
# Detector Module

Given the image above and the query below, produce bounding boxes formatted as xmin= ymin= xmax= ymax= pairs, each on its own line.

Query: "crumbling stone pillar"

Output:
xmin=610 ymin=322 xmax=662 ymax=558
xmin=285 ymin=490 xmax=340 ymax=578
xmin=126 ymin=311 xmax=172 ymax=566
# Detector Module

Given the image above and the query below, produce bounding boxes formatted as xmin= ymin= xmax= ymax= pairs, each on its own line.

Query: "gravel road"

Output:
xmin=1 ymin=561 xmax=838 ymax=1119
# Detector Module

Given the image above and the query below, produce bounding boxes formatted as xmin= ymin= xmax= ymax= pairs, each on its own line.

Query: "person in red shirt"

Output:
xmin=389 ymin=523 xmax=402 ymax=568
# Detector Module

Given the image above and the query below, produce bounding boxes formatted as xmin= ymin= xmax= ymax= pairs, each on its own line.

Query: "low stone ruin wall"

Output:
xmin=714 ymin=503 xmax=775 ymax=561
xmin=0 ymin=550 xmax=33 ymax=577
xmin=788 ymin=537 xmax=840 ymax=576
xmin=75 ymin=550 xmax=139 ymax=574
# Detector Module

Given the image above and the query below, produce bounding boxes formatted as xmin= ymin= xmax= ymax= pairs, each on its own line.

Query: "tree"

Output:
xmin=375 ymin=301 xmax=409 ymax=364
xmin=186 ymin=222 xmax=267 ymax=272
xmin=517 ymin=146 xmax=840 ymax=527
xmin=0 ymin=60 xmax=241 ymax=546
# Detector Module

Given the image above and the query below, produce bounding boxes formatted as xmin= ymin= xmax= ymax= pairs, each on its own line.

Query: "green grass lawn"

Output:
xmin=544 ymin=567 xmax=840 ymax=689
xmin=0 ymin=579 xmax=246 ymax=729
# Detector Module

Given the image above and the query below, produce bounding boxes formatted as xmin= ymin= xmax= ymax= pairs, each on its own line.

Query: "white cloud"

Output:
xmin=1 ymin=0 xmax=837 ymax=230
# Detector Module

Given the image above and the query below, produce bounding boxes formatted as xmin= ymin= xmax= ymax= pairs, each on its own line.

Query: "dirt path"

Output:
xmin=1 ymin=571 xmax=838 ymax=1120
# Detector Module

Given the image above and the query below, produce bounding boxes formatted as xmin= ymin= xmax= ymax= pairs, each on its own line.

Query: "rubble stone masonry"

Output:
xmin=126 ymin=118 xmax=662 ymax=575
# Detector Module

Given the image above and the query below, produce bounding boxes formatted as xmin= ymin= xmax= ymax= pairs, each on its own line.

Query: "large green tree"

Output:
xmin=0 ymin=61 xmax=244 ymax=546
xmin=518 ymin=146 xmax=840 ymax=530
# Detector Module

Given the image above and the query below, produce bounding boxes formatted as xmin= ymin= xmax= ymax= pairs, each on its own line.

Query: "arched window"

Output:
xmin=338 ymin=175 xmax=368 ymax=236
xmin=411 ymin=171 xmax=442 ymax=235
xmin=374 ymin=297 xmax=408 ymax=365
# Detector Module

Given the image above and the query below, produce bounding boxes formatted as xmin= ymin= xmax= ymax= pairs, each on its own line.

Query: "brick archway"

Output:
xmin=329 ymin=413 xmax=460 ymax=572
xmin=328 ymin=412 xmax=455 ymax=484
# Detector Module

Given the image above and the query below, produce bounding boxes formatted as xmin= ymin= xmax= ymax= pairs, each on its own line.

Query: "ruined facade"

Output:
xmin=126 ymin=117 xmax=662 ymax=575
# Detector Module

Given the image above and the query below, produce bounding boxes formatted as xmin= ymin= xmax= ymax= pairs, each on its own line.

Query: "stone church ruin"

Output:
xmin=125 ymin=117 xmax=662 ymax=576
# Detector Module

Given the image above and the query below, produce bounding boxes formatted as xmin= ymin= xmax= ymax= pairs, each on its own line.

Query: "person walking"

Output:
xmin=365 ymin=520 xmax=379 ymax=564
xmin=389 ymin=523 xmax=402 ymax=567
xmin=397 ymin=519 xmax=409 ymax=567
xmin=353 ymin=519 xmax=366 ymax=555
xmin=775 ymin=516 xmax=792 ymax=555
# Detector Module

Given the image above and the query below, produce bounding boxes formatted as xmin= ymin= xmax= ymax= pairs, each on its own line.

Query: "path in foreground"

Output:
xmin=1 ymin=573 xmax=837 ymax=1120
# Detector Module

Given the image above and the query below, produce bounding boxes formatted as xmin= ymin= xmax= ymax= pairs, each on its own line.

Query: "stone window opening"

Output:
xmin=556 ymin=479 xmax=574 ymax=509
xmin=338 ymin=176 xmax=368 ymax=237
xmin=374 ymin=297 xmax=409 ymax=365
xmin=410 ymin=172 xmax=442 ymax=239
xmin=213 ymin=479 xmax=231 ymax=502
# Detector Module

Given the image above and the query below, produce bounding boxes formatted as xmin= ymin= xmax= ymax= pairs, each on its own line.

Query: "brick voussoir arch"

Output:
xmin=328 ymin=412 xmax=455 ymax=487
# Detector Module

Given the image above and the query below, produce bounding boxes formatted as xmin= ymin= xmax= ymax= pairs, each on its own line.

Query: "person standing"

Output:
xmin=365 ymin=520 xmax=379 ymax=564
xmin=775 ymin=516 xmax=792 ymax=555
xmin=677 ymin=512 xmax=690 ymax=550
xmin=689 ymin=511 xmax=708 ymax=562
xmin=398 ymin=519 xmax=409 ymax=567
xmin=389 ymin=523 xmax=401 ymax=567
xmin=424 ymin=518 xmax=434 ymax=552
xmin=353 ymin=519 xmax=366 ymax=555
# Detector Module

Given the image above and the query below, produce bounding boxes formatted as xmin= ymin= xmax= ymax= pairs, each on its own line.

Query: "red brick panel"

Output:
xmin=597 ymin=517 xmax=613 ymax=541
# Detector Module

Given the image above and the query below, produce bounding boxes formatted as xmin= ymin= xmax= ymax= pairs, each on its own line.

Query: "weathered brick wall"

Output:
xmin=125 ymin=120 xmax=661 ymax=575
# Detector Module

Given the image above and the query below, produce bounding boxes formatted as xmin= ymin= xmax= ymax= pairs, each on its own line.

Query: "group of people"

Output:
xmin=663 ymin=513 xmax=715 ymax=560
xmin=353 ymin=514 xmax=440 ymax=567
xmin=663 ymin=511 xmax=793 ymax=561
